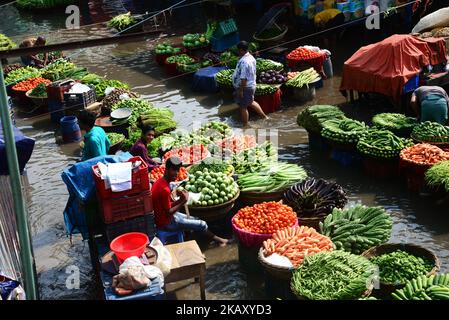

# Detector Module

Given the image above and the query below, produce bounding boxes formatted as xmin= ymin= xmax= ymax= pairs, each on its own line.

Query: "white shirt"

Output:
xmin=232 ymin=52 xmax=257 ymax=89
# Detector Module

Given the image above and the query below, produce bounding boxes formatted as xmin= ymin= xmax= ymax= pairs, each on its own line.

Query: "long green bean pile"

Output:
xmin=291 ymin=251 xmax=376 ymax=300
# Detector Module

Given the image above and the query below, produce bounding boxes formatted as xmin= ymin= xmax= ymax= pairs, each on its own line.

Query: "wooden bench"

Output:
xmin=164 ymin=240 xmax=206 ymax=300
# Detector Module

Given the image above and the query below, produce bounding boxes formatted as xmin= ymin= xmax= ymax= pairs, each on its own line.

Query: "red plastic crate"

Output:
xmin=92 ymin=156 xmax=150 ymax=200
xmin=100 ymin=190 xmax=153 ymax=224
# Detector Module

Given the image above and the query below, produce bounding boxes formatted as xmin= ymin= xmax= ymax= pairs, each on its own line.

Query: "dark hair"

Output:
xmin=237 ymin=41 xmax=249 ymax=51
xmin=141 ymin=125 xmax=155 ymax=135
xmin=36 ymin=36 xmax=46 ymax=44
xmin=166 ymin=156 xmax=182 ymax=170
xmin=78 ymin=110 xmax=96 ymax=128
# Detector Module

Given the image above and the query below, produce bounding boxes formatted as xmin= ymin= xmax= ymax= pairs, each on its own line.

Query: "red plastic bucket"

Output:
xmin=110 ymin=232 xmax=149 ymax=263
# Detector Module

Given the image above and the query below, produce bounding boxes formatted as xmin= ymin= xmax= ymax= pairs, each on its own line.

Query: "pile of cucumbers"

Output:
xmin=321 ymin=118 xmax=368 ymax=145
xmin=411 ymin=121 xmax=449 ymax=143
xmin=319 ymin=205 xmax=393 ymax=255
xmin=357 ymin=128 xmax=414 ymax=159
xmin=296 ymin=105 xmax=346 ymax=134
xmin=392 ymin=274 xmax=449 ymax=300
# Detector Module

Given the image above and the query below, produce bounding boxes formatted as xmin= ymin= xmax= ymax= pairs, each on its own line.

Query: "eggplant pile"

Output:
xmin=284 ymin=178 xmax=348 ymax=217
xmin=258 ymin=70 xmax=287 ymax=84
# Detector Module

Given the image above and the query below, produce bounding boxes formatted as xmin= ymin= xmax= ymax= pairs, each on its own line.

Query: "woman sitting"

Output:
xmin=130 ymin=125 xmax=159 ymax=171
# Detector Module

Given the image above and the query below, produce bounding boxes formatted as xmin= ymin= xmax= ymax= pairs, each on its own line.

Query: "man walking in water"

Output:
xmin=232 ymin=41 xmax=269 ymax=127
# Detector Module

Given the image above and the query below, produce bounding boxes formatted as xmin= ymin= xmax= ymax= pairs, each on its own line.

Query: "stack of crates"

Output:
xmin=211 ymin=18 xmax=240 ymax=52
xmin=92 ymin=156 xmax=155 ymax=243
xmin=64 ymin=85 xmax=97 ymax=116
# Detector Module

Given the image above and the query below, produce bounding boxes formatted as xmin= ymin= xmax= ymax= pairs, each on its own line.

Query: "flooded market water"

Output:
xmin=1 ymin=1 xmax=449 ymax=300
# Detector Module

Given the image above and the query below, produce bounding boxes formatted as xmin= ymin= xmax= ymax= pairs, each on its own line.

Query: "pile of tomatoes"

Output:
xmin=233 ymin=201 xmax=297 ymax=234
xmin=12 ymin=77 xmax=51 ymax=92
xmin=217 ymin=135 xmax=257 ymax=154
xmin=163 ymin=144 xmax=208 ymax=165
xmin=287 ymin=47 xmax=323 ymax=61
xmin=149 ymin=165 xmax=188 ymax=182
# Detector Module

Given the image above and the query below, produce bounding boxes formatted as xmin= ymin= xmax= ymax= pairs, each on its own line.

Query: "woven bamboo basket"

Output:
xmin=258 ymin=247 xmax=293 ymax=281
xmin=185 ymin=191 xmax=240 ymax=222
xmin=239 ymin=189 xmax=286 ymax=206
xmin=399 ymin=157 xmax=435 ymax=193
xmin=361 ymin=243 xmax=440 ymax=297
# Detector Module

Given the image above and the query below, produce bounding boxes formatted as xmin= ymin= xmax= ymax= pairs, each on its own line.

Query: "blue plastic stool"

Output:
xmin=156 ymin=229 xmax=184 ymax=245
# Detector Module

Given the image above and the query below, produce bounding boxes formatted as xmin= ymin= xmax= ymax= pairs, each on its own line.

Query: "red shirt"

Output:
xmin=152 ymin=177 xmax=173 ymax=228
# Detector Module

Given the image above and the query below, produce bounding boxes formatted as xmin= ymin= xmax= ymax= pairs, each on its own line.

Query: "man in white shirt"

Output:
xmin=232 ymin=41 xmax=269 ymax=126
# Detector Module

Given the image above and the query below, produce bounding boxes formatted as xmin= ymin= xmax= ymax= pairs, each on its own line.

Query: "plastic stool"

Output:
xmin=156 ymin=230 xmax=184 ymax=245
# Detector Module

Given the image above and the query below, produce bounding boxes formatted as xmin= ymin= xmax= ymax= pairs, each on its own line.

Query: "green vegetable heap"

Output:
xmin=195 ymin=121 xmax=232 ymax=141
xmin=41 ymin=59 xmax=88 ymax=81
xmin=372 ymin=113 xmax=417 ymax=134
xmin=297 ymin=105 xmax=345 ymax=134
xmin=139 ymin=107 xmax=177 ymax=135
xmin=425 ymin=160 xmax=449 ymax=192
xmin=321 ymin=118 xmax=367 ymax=145
xmin=411 ymin=121 xmax=449 ymax=143
xmin=107 ymin=133 xmax=125 ymax=146
xmin=109 ymin=98 xmax=149 ymax=126
xmin=0 ymin=34 xmax=17 ymax=51
xmin=30 ymin=83 xmax=47 ymax=97
xmin=147 ymin=135 xmax=163 ymax=158
xmin=185 ymin=169 xmax=239 ymax=207
xmin=254 ymin=84 xmax=279 ymax=96
xmin=177 ymin=60 xmax=211 ymax=74
xmin=370 ymin=250 xmax=433 ymax=285
xmin=122 ymin=127 xmax=141 ymax=151
xmin=392 ymin=274 xmax=449 ymax=300
xmin=155 ymin=43 xmax=182 ymax=56
xmin=166 ymin=54 xmax=195 ymax=65
xmin=237 ymin=162 xmax=307 ymax=193
xmin=16 ymin=0 xmax=74 ymax=9
xmin=80 ymin=73 xmax=104 ymax=87
xmin=182 ymin=33 xmax=209 ymax=49
xmin=357 ymin=128 xmax=414 ymax=159
xmin=320 ymin=205 xmax=393 ymax=254
xmin=232 ymin=141 xmax=277 ymax=174
xmin=189 ymin=158 xmax=234 ymax=176
xmin=220 ymin=52 xmax=238 ymax=68
xmin=215 ymin=69 xmax=234 ymax=89
xmin=95 ymin=79 xmax=130 ymax=99
xmin=255 ymin=58 xmax=283 ymax=75
xmin=5 ymin=66 xmax=41 ymax=86
xmin=291 ymin=251 xmax=376 ymax=300
xmin=108 ymin=12 xmax=137 ymax=32
xmin=286 ymin=68 xmax=320 ymax=88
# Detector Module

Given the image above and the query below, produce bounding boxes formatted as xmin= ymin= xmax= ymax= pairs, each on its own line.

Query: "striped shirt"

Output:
xmin=232 ymin=53 xmax=257 ymax=89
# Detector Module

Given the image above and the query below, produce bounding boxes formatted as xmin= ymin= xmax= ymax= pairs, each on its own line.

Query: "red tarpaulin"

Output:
xmin=340 ymin=34 xmax=448 ymax=103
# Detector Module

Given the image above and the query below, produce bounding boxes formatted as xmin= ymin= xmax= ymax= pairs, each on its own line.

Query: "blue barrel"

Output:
xmin=60 ymin=116 xmax=82 ymax=143
xmin=48 ymin=101 xmax=65 ymax=123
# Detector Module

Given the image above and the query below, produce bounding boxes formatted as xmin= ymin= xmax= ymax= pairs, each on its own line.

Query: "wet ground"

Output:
xmin=1 ymin=0 xmax=449 ymax=300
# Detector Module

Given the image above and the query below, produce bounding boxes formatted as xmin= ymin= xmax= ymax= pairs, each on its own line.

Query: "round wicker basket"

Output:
xmin=361 ymin=243 xmax=440 ymax=297
xmin=258 ymin=247 xmax=293 ymax=281
xmin=26 ymin=89 xmax=48 ymax=106
xmin=185 ymin=191 xmax=240 ymax=222
xmin=239 ymin=189 xmax=285 ymax=206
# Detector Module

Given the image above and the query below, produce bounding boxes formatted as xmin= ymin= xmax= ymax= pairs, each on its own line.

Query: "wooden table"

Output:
xmin=164 ymin=240 xmax=206 ymax=300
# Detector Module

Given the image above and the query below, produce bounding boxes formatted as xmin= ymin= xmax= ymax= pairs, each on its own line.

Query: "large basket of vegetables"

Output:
xmin=372 ymin=113 xmax=418 ymax=138
xmin=232 ymin=201 xmax=298 ymax=248
xmin=154 ymin=43 xmax=184 ymax=65
xmin=286 ymin=47 xmax=326 ymax=72
xmin=362 ymin=243 xmax=440 ymax=297
xmin=237 ymin=162 xmax=308 ymax=206
xmin=283 ymin=178 xmax=347 ymax=230
xmin=321 ymin=117 xmax=368 ymax=150
xmin=258 ymin=225 xmax=333 ymax=281
xmin=26 ymin=83 xmax=49 ymax=106
xmin=399 ymin=143 xmax=449 ymax=192
xmin=12 ymin=77 xmax=51 ymax=105
xmin=290 ymin=250 xmax=375 ymax=300
xmin=425 ymin=160 xmax=449 ymax=193
xmin=411 ymin=121 xmax=449 ymax=148
xmin=165 ymin=54 xmax=195 ymax=77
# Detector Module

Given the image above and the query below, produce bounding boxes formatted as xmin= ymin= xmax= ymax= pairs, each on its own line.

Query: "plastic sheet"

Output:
xmin=0 ymin=123 xmax=35 ymax=175
xmin=192 ymin=66 xmax=228 ymax=93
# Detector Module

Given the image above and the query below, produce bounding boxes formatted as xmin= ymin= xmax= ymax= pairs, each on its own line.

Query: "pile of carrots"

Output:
xmin=400 ymin=143 xmax=449 ymax=165
xmin=287 ymin=47 xmax=323 ymax=61
xmin=233 ymin=201 xmax=297 ymax=234
xmin=149 ymin=165 xmax=187 ymax=182
xmin=217 ymin=135 xmax=257 ymax=154
xmin=12 ymin=77 xmax=51 ymax=92
xmin=263 ymin=226 xmax=333 ymax=267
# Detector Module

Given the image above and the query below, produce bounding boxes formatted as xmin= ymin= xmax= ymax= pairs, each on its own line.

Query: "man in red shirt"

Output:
xmin=152 ymin=156 xmax=230 ymax=246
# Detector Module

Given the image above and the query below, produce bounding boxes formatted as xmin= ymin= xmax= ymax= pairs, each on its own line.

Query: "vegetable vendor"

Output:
xmin=19 ymin=36 xmax=48 ymax=68
xmin=152 ymin=156 xmax=231 ymax=247
xmin=130 ymin=125 xmax=160 ymax=171
xmin=78 ymin=110 xmax=111 ymax=161
xmin=411 ymin=86 xmax=449 ymax=125
xmin=232 ymin=41 xmax=269 ymax=127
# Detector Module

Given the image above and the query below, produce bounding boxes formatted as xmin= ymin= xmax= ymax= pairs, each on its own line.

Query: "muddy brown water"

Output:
xmin=1 ymin=1 xmax=448 ymax=300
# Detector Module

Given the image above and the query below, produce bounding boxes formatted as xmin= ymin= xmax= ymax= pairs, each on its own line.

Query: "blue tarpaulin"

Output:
xmin=61 ymin=152 xmax=132 ymax=239
xmin=0 ymin=122 xmax=35 ymax=175
xmin=192 ymin=66 xmax=228 ymax=93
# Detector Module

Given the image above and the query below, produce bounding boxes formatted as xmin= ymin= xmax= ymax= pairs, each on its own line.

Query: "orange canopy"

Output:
xmin=340 ymin=34 xmax=447 ymax=103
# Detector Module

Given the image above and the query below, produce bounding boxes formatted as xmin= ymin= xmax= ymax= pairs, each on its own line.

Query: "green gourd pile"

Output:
xmin=297 ymin=105 xmax=346 ymax=134
xmin=357 ymin=128 xmax=414 ymax=159
xmin=411 ymin=121 xmax=449 ymax=143
xmin=392 ymin=274 xmax=449 ymax=300
xmin=319 ymin=205 xmax=393 ymax=254
xmin=321 ymin=118 xmax=367 ymax=145
xmin=372 ymin=113 xmax=417 ymax=133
